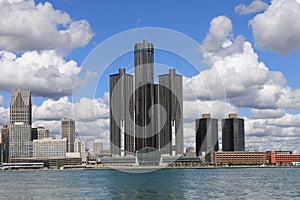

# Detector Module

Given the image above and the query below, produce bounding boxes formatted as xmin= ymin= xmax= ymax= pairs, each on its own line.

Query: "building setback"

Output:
xmin=134 ymin=40 xmax=156 ymax=151
xmin=1 ymin=125 xmax=9 ymax=163
xmin=195 ymin=114 xmax=218 ymax=157
xmin=158 ymin=69 xmax=183 ymax=155
xmin=9 ymin=89 xmax=32 ymax=158
xmin=222 ymin=114 xmax=245 ymax=151
xmin=61 ymin=118 xmax=75 ymax=153
xmin=110 ymin=68 xmax=134 ymax=156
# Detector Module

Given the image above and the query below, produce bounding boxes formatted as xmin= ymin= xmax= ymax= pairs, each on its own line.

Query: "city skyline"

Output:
xmin=0 ymin=0 xmax=300 ymax=153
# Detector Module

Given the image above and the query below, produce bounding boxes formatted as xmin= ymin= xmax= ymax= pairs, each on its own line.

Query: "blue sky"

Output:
xmin=0 ymin=0 xmax=300 ymax=152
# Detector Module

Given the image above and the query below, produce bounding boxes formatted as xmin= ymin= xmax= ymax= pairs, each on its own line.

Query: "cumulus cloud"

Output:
xmin=251 ymin=108 xmax=285 ymax=119
xmin=192 ymin=15 xmax=300 ymax=153
xmin=0 ymin=50 xmax=82 ymax=98
xmin=183 ymin=99 xmax=239 ymax=122
xmin=33 ymin=97 xmax=73 ymax=121
xmin=198 ymin=16 xmax=300 ymax=110
xmin=31 ymin=95 xmax=110 ymax=148
xmin=73 ymin=97 xmax=109 ymax=122
xmin=202 ymin=16 xmax=245 ymax=59
xmin=0 ymin=0 xmax=93 ymax=52
xmin=235 ymin=0 xmax=269 ymax=15
xmin=249 ymin=0 xmax=300 ymax=54
xmin=246 ymin=117 xmax=300 ymax=153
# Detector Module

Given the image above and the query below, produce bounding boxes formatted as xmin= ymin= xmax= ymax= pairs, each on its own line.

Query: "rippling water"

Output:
xmin=0 ymin=168 xmax=299 ymax=199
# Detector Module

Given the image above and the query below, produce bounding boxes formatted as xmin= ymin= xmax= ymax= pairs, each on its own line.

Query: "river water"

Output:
xmin=0 ymin=168 xmax=299 ymax=199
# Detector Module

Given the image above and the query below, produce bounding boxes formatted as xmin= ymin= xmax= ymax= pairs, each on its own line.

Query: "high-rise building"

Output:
xmin=37 ymin=126 xmax=50 ymax=139
xmin=222 ymin=114 xmax=245 ymax=151
xmin=134 ymin=40 xmax=156 ymax=151
xmin=31 ymin=128 xmax=38 ymax=141
xmin=33 ymin=138 xmax=67 ymax=158
xmin=109 ymin=40 xmax=184 ymax=157
xmin=1 ymin=125 xmax=9 ymax=163
xmin=9 ymin=89 xmax=32 ymax=158
xmin=158 ymin=69 xmax=183 ymax=155
xmin=195 ymin=114 xmax=218 ymax=157
xmin=110 ymin=68 xmax=134 ymax=156
xmin=93 ymin=139 xmax=103 ymax=154
xmin=74 ymin=140 xmax=85 ymax=153
xmin=61 ymin=118 xmax=75 ymax=153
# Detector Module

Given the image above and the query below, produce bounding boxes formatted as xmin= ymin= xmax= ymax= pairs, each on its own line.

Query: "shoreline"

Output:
xmin=1 ymin=165 xmax=300 ymax=172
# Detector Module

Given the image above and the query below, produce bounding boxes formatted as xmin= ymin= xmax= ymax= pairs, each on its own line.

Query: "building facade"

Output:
xmin=134 ymin=40 xmax=156 ymax=151
xmin=267 ymin=151 xmax=300 ymax=165
xmin=222 ymin=114 xmax=245 ymax=151
xmin=109 ymin=40 xmax=184 ymax=157
xmin=1 ymin=125 xmax=9 ymax=163
xmin=61 ymin=118 xmax=75 ymax=153
xmin=110 ymin=68 xmax=134 ymax=156
xmin=9 ymin=89 xmax=32 ymax=158
xmin=196 ymin=114 xmax=218 ymax=157
xmin=74 ymin=140 xmax=85 ymax=153
xmin=93 ymin=140 xmax=103 ymax=154
xmin=158 ymin=69 xmax=183 ymax=155
xmin=210 ymin=151 xmax=268 ymax=165
xmin=37 ymin=126 xmax=50 ymax=139
xmin=33 ymin=138 xmax=67 ymax=158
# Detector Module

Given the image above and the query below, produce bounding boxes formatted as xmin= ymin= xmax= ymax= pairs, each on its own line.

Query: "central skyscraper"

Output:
xmin=109 ymin=40 xmax=184 ymax=157
xmin=134 ymin=40 xmax=156 ymax=150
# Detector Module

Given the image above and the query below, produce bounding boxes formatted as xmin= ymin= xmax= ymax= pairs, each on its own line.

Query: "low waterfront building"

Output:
xmin=267 ymin=151 xmax=300 ymax=165
xmin=9 ymin=157 xmax=82 ymax=168
xmin=209 ymin=151 xmax=269 ymax=165
xmin=33 ymin=138 xmax=67 ymax=158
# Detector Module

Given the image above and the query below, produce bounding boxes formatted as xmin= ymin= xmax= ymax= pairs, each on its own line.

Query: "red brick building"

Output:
xmin=267 ymin=151 xmax=300 ymax=165
xmin=207 ymin=150 xmax=300 ymax=165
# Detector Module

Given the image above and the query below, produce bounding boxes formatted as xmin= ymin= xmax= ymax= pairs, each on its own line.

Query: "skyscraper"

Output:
xmin=9 ymin=89 xmax=32 ymax=158
xmin=134 ymin=40 xmax=156 ymax=151
xmin=1 ymin=125 xmax=9 ymax=162
xmin=110 ymin=68 xmax=134 ymax=156
xmin=93 ymin=139 xmax=103 ymax=154
xmin=158 ymin=69 xmax=183 ymax=155
xmin=195 ymin=114 xmax=218 ymax=157
xmin=61 ymin=118 xmax=75 ymax=153
xmin=37 ymin=126 xmax=50 ymax=139
xmin=109 ymin=40 xmax=184 ymax=157
xmin=222 ymin=114 xmax=245 ymax=151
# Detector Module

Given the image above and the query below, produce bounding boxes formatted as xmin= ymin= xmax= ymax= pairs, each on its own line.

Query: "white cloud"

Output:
xmin=245 ymin=117 xmax=300 ymax=153
xmin=0 ymin=0 xmax=93 ymax=52
xmin=251 ymin=108 xmax=285 ymax=119
xmin=33 ymin=97 xmax=72 ymax=121
xmin=235 ymin=0 xmax=269 ymax=15
xmin=73 ymin=97 xmax=109 ymax=122
xmin=198 ymin=16 xmax=300 ymax=110
xmin=0 ymin=50 xmax=81 ymax=98
xmin=249 ymin=0 xmax=300 ymax=54
xmin=183 ymin=99 xmax=239 ymax=122
xmin=202 ymin=15 xmax=245 ymax=59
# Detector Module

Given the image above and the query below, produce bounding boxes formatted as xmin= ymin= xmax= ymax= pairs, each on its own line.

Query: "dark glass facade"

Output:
xmin=222 ymin=116 xmax=245 ymax=151
xmin=195 ymin=117 xmax=218 ymax=157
